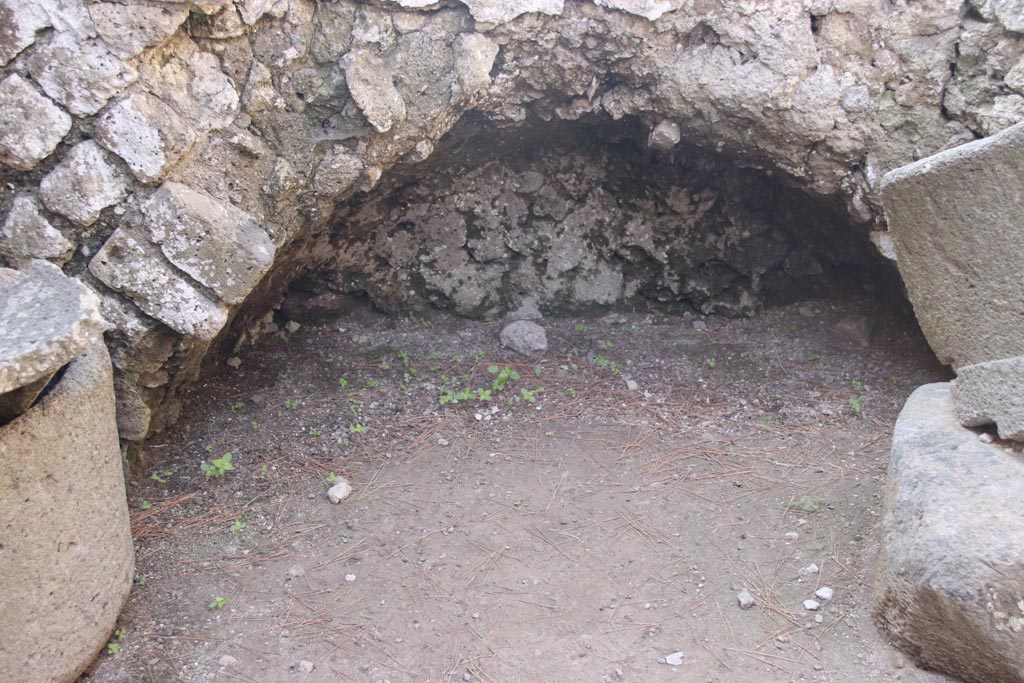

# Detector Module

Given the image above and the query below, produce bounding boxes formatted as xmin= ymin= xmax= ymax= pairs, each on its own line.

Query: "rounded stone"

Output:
xmin=0 ymin=342 xmax=134 ymax=683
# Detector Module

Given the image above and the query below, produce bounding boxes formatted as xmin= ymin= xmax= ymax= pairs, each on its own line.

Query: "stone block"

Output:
xmin=27 ymin=33 xmax=137 ymax=117
xmin=0 ymin=260 xmax=106 ymax=395
xmin=460 ymin=0 xmax=564 ymax=24
xmin=0 ymin=74 xmax=71 ymax=170
xmin=0 ymin=194 xmax=74 ymax=267
xmin=876 ymin=383 xmax=1024 ymax=683
xmin=953 ymin=356 xmax=1024 ymax=442
xmin=88 ymin=1 xmax=188 ymax=59
xmin=89 ymin=228 xmax=228 ymax=340
xmin=95 ymin=92 xmax=195 ymax=183
xmin=881 ymin=121 xmax=1024 ymax=369
xmin=0 ymin=0 xmax=51 ymax=66
xmin=452 ymin=32 xmax=498 ymax=100
xmin=39 ymin=140 xmax=129 ymax=227
xmin=142 ymin=182 xmax=275 ymax=305
xmin=343 ymin=50 xmax=407 ymax=133
xmin=0 ymin=342 xmax=134 ymax=683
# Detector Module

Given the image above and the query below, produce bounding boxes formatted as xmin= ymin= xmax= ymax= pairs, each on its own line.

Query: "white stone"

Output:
xmin=343 ymin=50 xmax=407 ymax=133
xmin=89 ymin=228 xmax=228 ymax=341
xmin=0 ymin=74 xmax=71 ymax=171
xmin=296 ymin=660 xmax=314 ymax=674
xmin=27 ymin=33 xmax=137 ymax=117
xmin=95 ymin=92 xmax=195 ymax=183
xmin=0 ymin=0 xmax=52 ymax=66
xmin=0 ymin=195 xmax=73 ymax=267
xmin=39 ymin=140 xmax=129 ymax=226
xmin=218 ymin=654 xmax=239 ymax=667
xmin=327 ymin=478 xmax=354 ymax=503
xmin=804 ymin=599 xmax=821 ymax=611
xmin=89 ymin=2 xmax=189 ymax=59
xmin=737 ymin=590 xmax=756 ymax=610
xmin=141 ymin=182 xmax=275 ymax=305
xmin=595 ymin=0 xmax=680 ymax=20
xmin=662 ymin=651 xmax=684 ymax=666
xmin=815 ymin=586 xmax=834 ymax=602
xmin=460 ymin=0 xmax=563 ymax=24
xmin=452 ymin=32 xmax=499 ymax=100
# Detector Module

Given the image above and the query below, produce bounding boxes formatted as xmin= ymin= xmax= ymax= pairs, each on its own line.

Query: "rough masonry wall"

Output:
xmin=0 ymin=0 xmax=1022 ymax=440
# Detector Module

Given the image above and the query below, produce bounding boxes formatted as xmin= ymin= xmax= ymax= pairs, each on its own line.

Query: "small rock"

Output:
xmin=979 ymin=432 xmax=996 ymax=443
xmin=296 ymin=660 xmax=314 ymax=673
xmin=438 ymin=437 xmax=450 ymax=447
xmin=692 ymin=319 xmax=707 ymax=332
xmin=891 ymin=652 xmax=906 ymax=669
xmin=285 ymin=320 xmax=301 ymax=333
xmin=815 ymin=586 xmax=835 ymax=602
xmin=286 ymin=565 xmax=305 ymax=580
xmin=345 ymin=574 xmax=356 ymax=582
xmin=662 ymin=651 xmax=685 ymax=666
xmin=799 ymin=563 xmax=819 ymax=577
xmin=784 ymin=531 xmax=800 ymax=542
xmin=218 ymin=655 xmax=238 ymax=667
xmin=226 ymin=356 xmax=242 ymax=368
xmin=648 ymin=119 xmax=681 ymax=150
xmin=831 ymin=314 xmax=872 ymax=348
xmin=499 ymin=320 xmax=548 ymax=356
xmin=327 ymin=478 xmax=354 ymax=504
xmin=803 ymin=599 xmax=821 ymax=611
xmin=625 ymin=378 xmax=639 ymax=391
xmin=737 ymin=590 xmax=756 ymax=610
xmin=814 ymin=614 xmax=824 ymax=623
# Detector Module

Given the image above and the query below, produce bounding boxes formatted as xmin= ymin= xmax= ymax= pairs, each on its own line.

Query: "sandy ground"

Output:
xmin=80 ymin=297 xmax=957 ymax=683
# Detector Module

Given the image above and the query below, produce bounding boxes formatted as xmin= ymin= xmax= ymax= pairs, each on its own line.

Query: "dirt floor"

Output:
xmin=81 ymin=297 xmax=958 ymax=683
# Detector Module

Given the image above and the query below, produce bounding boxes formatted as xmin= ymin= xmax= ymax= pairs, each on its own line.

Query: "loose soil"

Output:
xmin=81 ymin=298 xmax=956 ymax=683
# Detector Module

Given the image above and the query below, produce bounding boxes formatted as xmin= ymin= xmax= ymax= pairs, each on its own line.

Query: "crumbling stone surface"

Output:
xmin=876 ymin=382 xmax=1024 ymax=683
xmin=39 ymin=140 xmax=130 ymax=227
xmin=0 ymin=341 xmax=134 ymax=683
xmin=953 ymin=356 xmax=1024 ymax=442
xmin=882 ymin=121 xmax=1024 ymax=370
xmin=0 ymin=0 xmax=1020 ymax=438
xmin=0 ymin=195 xmax=73 ymax=267
xmin=0 ymin=260 xmax=107 ymax=396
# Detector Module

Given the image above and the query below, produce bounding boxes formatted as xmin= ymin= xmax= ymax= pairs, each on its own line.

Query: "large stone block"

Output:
xmin=953 ymin=356 xmax=1024 ymax=442
xmin=0 ymin=342 xmax=134 ymax=683
xmin=343 ymin=50 xmax=407 ymax=133
xmin=89 ymin=228 xmax=228 ymax=340
xmin=0 ymin=74 xmax=71 ymax=170
xmin=876 ymin=383 xmax=1024 ymax=683
xmin=88 ymin=1 xmax=188 ymax=59
xmin=26 ymin=33 xmax=137 ymax=117
xmin=0 ymin=0 xmax=51 ymax=66
xmin=0 ymin=194 xmax=74 ymax=267
xmin=881 ymin=121 xmax=1024 ymax=369
xmin=142 ymin=182 xmax=275 ymax=305
xmin=95 ymin=92 xmax=195 ymax=183
xmin=39 ymin=140 xmax=129 ymax=227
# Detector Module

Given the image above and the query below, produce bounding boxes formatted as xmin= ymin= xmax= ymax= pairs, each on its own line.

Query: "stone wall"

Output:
xmin=1 ymin=0 xmax=1022 ymax=440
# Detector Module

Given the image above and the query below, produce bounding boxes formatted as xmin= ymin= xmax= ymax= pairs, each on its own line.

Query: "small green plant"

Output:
xmin=310 ymin=429 xmax=321 ymax=437
xmin=209 ymin=596 xmax=228 ymax=610
xmin=260 ymin=464 xmax=268 ymax=475
xmin=348 ymin=423 xmax=367 ymax=435
xmin=848 ymin=396 xmax=864 ymax=417
xmin=758 ymin=414 xmax=775 ymax=426
xmin=575 ymin=323 xmax=588 ymax=331
xmin=398 ymin=350 xmax=410 ymax=367
xmin=807 ymin=353 xmax=820 ymax=362
xmin=706 ymin=358 xmax=717 ymax=369
xmin=230 ymin=518 xmax=246 ymax=533
xmin=366 ymin=379 xmax=379 ymax=389
xmin=599 ymin=340 xmax=614 ymax=350
xmin=534 ymin=366 xmax=543 ymax=378
xmin=139 ymin=500 xmax=153 ymax=511
xmin=284 ymin=398 xmax=299 ymax=410
xmin=378 ymin=362 xmax=391 ymax=370
xmin=106 ymin=642 xmax=120 ymax=656
xmin=230 ymin=401 xmax=246 ymax=412
xmin=739 ymin=351 xmax=750 ymax=359
xmin=326 ymin=472 xmax=338 ymax=485
xmin=789 ymin=323 xmax=798 ymax=332
xmin=337 ymin=376 xmax=349 ymax=388
xmin=520 ymin=387 xmax=543 ymax=403
xmin=488 ymin=365 xmax=520 ymax=392
xmin=251 ymin=420 xmax=259 ymax=431
xmin=200 ymin=452 xmax=235 ymax=479
xmin=568 ymin=388 xmax=577 ymax=398
xmin=473 ymin=350 xmax=486 ymax=363
xmin=788 ymin=496 xmax=826 ymax=514
xmin=150 ymin=472 xmax=167 ymax=484
xmin=852 ymin=379 xmax=864 ymax=391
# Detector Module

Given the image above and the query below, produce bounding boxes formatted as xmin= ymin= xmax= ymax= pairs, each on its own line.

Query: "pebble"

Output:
xmin=784 ymin=531 xmax=800 ymax=541
xmin=438 ymin=437 xmax=450 ymax=446
xmin=345 ymin=574 xmax=357 ymax=582
xmin=737 ymin=590 xmax=757 ymax=610
xmin=327 ymin=478 xmax=354 ymax=504
xmin=803 ymin=599 xmax=821 ymax=611
xmin=815 ymin=586 xmax=835 ymax=602
xmin=296 ymin=660 xmax=314 ymax=673
xmin=814 ymin=614 xmax=824 ymax=623
xmin=662 ymin=651 xmax=685 ymax=666
xmin=979 ymin=432 xmax=996 ymax=443
xmin=799 ymin=563 xmax=819 ymax=577
xmin=625 ymin=378 xmax=639 ymax=391
xmin=285 ymin=320 xmax=302 ymax=333
xmin=226 ymin=356 xmax=242 ymax=368
xmin=286 ymin=565 xmax=305 ymax=580
xmin=218 ymin=655 xmax=238 ymax=667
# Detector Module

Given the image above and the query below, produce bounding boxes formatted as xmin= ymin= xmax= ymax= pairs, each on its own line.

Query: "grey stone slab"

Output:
xmin=953 ymin=356 xmax=1024 ymax=442
xmin=881 ymin=121 xmax=1024 ymax=369
xmin=39 ymin=140 xmax=130 ymax=227
xmin=0 ymin=194 xmax=74 ymax=267
xmin=0 ymin=74 xmax=71 ymax=171
xmin=95 ymin=92 xmax=196 ymax=183
xmin=89 ymin=227 xmax=228 ymax=341
xmin=26 ymin=33 xmax=137 ymax=117
xmin=0 ymin=260 xmax=107 ymax=395
xmin=876 ymin=383 xmax=1024 ymax=683
xmin=142 ymin=182 xmax=275 ymax=305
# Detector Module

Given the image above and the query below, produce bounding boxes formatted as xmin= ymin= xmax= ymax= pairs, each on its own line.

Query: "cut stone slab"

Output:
xmin=26 ymin=33 xmax=138 ymax=117
xmin=953 ymin=356 xmax=1024 ymax=442
xmin=0 ymin=341 xmax=134 ymax=683
xmin=142 ymin=182 xmax=276 ymax=305
xmin=343 ymin=50 xmax=407 ymax=133
xmin=88 ymin=1 xmax=189 ymax=59
xmin=89 ymin=228 xmax=228 ymax=341
xmin=881 ymin=120 xmax=1024 ymax=369
xmin=876 ymin=382 xmax=1024 ymax=683
xmin=0 ymin=194 xmax=74 ymax=267
xmin=500 ymin=320 xmax=548 ymax=356
xmin=95 ymin=92 xmax=196 ymax=183
xmin=0 ymin=260 xmax=107 ymax=396
xmin=0 ymin=73 xmax=72 ymax=171
xmin=39 ymin=140 xmax=130 ymax=227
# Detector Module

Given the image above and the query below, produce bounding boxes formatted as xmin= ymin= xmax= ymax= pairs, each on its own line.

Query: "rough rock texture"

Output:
xmin=0 ymin=260 xmax=107 ymax=396
xmin=953 ymin=356 xmax=1024 ymax=442
xmin=500 ymin=320 xmax=548 ymax=356
xmin=0 ymin=0 xmax=1020 ymax=437
xmin=39 ymin=140 xmax=129 ymax=227
xmin=0 ymin=195 xmax=74 ymax=267
xmin=882 ymin=121 xmax=1024 ymax=370
xmin=876 ymin=383 xmax=1024 ymax=683
xmin=0 ymin=341 xmax=134 ymax=683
